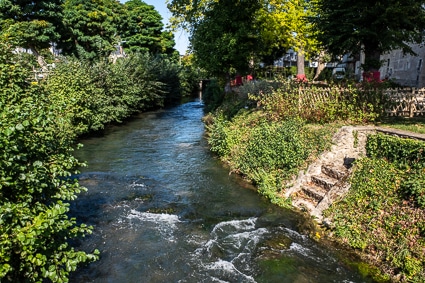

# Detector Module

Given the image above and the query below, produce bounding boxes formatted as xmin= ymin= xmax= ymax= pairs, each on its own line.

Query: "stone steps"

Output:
xmin=288 ymin=126 xmax=425 ymax=222
xmin=311 ymin=173 xmax=338 ymax=191
xmin=301 ymin=182 xmax=328 ymax=202
xmin=321 ymin=164 xmax=350 ymax=180
xmin=287 ymin=126 xmax=369 ymax=221
xmin=295 ymin=163 xmax=352 ymax=211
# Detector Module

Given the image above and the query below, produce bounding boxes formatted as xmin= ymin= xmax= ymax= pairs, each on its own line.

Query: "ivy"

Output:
xmin=366 ymin=133 xmax=425 ymax=169
xmin=325 ymin=134 xmax=425 ymax=281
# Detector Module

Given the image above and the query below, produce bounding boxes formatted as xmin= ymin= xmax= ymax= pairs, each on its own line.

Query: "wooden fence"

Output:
xmin=383 ymin=88 xmax=425 ymax=117
xmin=297 ymin=86 xmax=425 ymax=117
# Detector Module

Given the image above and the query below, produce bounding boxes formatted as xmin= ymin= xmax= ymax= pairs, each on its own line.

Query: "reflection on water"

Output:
xmin=70 ymin=100 xmax=374 ymax=283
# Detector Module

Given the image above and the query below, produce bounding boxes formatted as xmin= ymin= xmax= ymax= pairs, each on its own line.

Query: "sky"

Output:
xmin=120 ymin=0 xmax=189 ymax=55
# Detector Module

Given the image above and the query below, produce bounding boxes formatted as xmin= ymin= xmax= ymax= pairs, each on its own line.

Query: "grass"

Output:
xmin=376 ymin=116 xmax=425 ymax=134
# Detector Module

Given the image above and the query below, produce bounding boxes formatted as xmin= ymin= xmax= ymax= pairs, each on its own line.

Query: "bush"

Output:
xmin=46 ymin=54 xmax=167 ymax=134
xmin=325 ymin=134 xmax=425 ymax=281
xmin=46 ymin=59 xmax=106 ymax=135
xmin=235 ymin=118 xmax=308 ymax=180
xmin=202 ymin=79 xmax=225 ymax=113
xmin=248 ymin=81 xmax=387 ymax=124
xmin=206 ymin=106 xmax=334 ymax=204
xmin=366 ymin=133 xmax=425 ymax=169
xmin=0 ymin=44 xmax=98 ymax=282
xmin=1 ymin=45 xmax=198 ymax=283
xmin=366 ymin=133 xmax=425 ymax=208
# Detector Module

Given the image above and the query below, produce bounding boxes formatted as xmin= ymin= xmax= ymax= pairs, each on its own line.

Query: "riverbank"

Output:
xmin=202 ymin=81 xmax=425 ymax=282
xmin=289 ymin=125 xmax=425 ymax=282
xmin=288 ymin=125 xmax=425 ymax=220
xmin=207 ymin=117 xmax=425 ymax=282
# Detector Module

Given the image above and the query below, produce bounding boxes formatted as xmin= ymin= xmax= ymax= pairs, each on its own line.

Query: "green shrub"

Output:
xmin=147 ymin=56 xmax=182 ymax=105
xmin=206 ymin=113 xmax=232 ymax=157
xmin=46 ymin=54 xmax=167 ymax=134
xmin=235 ymin=119 xmax=308 ymax=180
xmin=366 ymin=133 xmax=425 ymax=208
xmin=46 ymin=59 xmax=106 ymax=135
xmin=202 ymin=79 xmax=225 ymax=113
xmin=366 ymin=133 xmax=425 ymax=169
xmin=248 ymin=81 xmax=387 ymax=124
xmin=206 ymin=106 xmax=334 ymax=203
xmin=238 ymin=79 xmax=281 ymax=98
xmin=399 ymin=169 xmax=425 ymax=208
xmin=0 ymin=44 xmax=98 ymax=282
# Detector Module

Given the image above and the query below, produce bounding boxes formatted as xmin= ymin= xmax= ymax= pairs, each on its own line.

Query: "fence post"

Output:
xmin=410 ymin=88 xmax=415 ymax=118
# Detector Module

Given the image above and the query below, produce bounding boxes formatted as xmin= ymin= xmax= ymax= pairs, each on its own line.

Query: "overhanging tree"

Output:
xmin=313 ymin=0 xmax=425 ymax=72
xmin=0 ymin=42 xmax=98 ymax=283
xmin=194 ymin=0 xmax=260 ymax=76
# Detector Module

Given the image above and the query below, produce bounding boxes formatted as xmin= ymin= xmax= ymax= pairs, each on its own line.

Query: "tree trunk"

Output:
xmin=296 ymin=48 xmax=307 ymax=82
xmin=314 ymin=51 xmax=326 ymax=80
xmin=363 ymin=48 xmax=381 ymax=72
xmin=297 ymin=49 xmax=305 ymax=75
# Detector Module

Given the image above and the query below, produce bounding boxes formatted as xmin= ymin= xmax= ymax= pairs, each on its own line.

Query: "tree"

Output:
xmin=167 ymin=0 xmax=214 ymax=30
xmin=313 ymin=0 xmax=425 ymax=72
xmin=121 ymin=0 xmax=176 ymax=55
xmin=61 ymin=0 xmax=123 ymax=59
xmin=188 ymin=0 xmax=262 ymax=79
xmin=168 ymin=0 xmax=322 ymax=79
xmin=0 ymin=0 xmax=65 ymax=67
xmin=257 ymin=0 xmax=320 ymax=77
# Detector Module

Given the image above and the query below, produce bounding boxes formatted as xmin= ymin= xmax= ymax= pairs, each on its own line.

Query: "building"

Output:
xmin=379 ymin=43 xmax=425 ymax=87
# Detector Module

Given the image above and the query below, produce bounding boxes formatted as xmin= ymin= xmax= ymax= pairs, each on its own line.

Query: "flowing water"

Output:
xmin=70 ymin=100 xmax=375 ymax=283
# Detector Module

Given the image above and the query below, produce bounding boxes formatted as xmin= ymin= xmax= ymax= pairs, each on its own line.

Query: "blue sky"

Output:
xmin=120 ymin=0 xmax=189 ymax=54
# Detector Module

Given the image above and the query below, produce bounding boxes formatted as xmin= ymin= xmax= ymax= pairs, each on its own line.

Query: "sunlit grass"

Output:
xmin=375 ymin=116 xmax=425 ymax=134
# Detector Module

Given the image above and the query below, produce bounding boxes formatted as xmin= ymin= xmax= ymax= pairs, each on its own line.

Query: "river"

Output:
xmin=70 ymin=99 xmax=375 ymax=283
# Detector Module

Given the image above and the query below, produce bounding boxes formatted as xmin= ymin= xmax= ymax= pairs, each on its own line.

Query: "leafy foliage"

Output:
xmin=206 ymin=105 xmax=333 ymax=205
xmin=202 ymin=80 xmax=226 ymax=113
xmin=61 ymin=0 xmax=123 ymax=59
xmin=122 ymin=0 xmax=176 ymax=56
xmin=190 ymin=0 xmax=261 ymax=77
xmin=325 ymin=157 xmax=425 ymax=282
xmin=325 ymin=133 xmax=425 ymax=281
xmin=178 ymin=54 xmax=203 ymax=97
xmin=0 ymin=0 xmax=178 ymax=61
xmin=366 ymin=133 xmax=425 ymax=209
xmin=366 ymin=133 xmax=425 ymax=170
xmin=313 ymin=0 xmax=425 ymax=71
xmin=46 ymin=54 xmax=170 ymax=135
xmin=0 ymin=0 xmax=65 ymax=65
xmin=247 ymin=80 xmax=387 ymax=124
xmin=0 ymin=42 xmax=98 ymax=283
xmin=257 ymin=0 xmax=320 ymax=75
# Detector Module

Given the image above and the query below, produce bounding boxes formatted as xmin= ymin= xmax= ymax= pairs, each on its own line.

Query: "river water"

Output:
xmin=70 ymin=100 xmax=375 ymax=283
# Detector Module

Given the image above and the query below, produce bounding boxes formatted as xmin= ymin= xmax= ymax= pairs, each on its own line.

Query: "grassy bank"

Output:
xmin=203 ymin=79 xmax=425 ymax=282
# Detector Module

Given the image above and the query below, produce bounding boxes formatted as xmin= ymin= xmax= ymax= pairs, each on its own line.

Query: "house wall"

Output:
xmin=379 ymin=44 xmax=425 ymax=87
